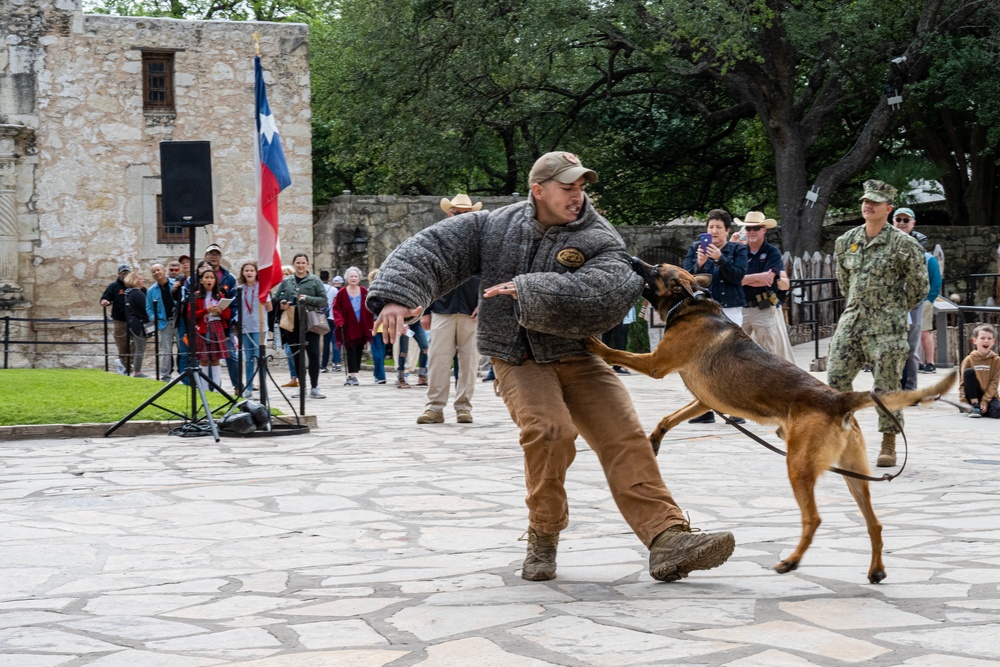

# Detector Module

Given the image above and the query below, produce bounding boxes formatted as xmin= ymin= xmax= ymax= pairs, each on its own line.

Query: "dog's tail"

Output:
xmin=836 ymin=371 xmax=957 ymax=419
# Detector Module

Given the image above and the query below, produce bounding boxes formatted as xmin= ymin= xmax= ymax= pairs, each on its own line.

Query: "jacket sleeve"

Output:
xmin=367 ymin=212 xmax=487 ymax=314
xmin=145 ymin=288 xmax=158 ymax=324
xmin=303 ymin=277 xmax=328 ymax=310
xmin=984 ymin=358 xmax=1000 ymax=405
xmin=926 ymin=256 xmax=942 ymax=302
xmin=333 ymin=288 xmax=347 ymax=328
xmin=514 ymin=240 xmax=644 ymax=338
xmin=682 ymin=243 xmax=698 ymax=273
xmin=194 ymin=298 xmax=209 ymax=330
xmin=717 ymin=243 xmax=748 ymax=286
xmin=834 ymin=235 xmax=850 ymax=295
xmin=901 ymin=239 xmax=930 ymax=310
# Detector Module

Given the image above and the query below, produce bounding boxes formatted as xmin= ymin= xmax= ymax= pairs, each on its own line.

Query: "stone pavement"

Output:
xmin=1 ymin=340 xmax=998 ymax=666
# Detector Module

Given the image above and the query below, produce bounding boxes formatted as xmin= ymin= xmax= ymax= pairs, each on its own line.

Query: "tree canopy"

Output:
xmin=313 ymin=0 xmax=997 ymax=253
xmin=84 ymin=0 xmax=1000 ymax=251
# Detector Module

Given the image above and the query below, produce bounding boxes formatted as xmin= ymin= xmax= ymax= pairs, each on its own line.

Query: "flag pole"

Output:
xmin=252 ymin=31 xmax=261 ymax=56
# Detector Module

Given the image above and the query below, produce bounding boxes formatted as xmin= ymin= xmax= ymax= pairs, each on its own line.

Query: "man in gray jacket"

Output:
xmin=368 ymin=152 xmax=734 ymax=582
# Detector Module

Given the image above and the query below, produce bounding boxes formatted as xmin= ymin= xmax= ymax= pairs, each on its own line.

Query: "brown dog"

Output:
xmin=586 ymin=260 xmax=955 ymax=583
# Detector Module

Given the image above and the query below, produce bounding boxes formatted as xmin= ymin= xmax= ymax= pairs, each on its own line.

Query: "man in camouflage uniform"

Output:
xmin=827 ymin=180 xmax=929 ymax=467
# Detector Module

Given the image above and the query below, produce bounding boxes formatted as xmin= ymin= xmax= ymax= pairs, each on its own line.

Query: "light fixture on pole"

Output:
xmin=349 ymin=227 xmax=368 ymax=255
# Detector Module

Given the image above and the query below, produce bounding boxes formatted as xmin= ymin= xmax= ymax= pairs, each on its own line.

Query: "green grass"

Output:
xmin=0 ymin=369 xmax=239 ymax=426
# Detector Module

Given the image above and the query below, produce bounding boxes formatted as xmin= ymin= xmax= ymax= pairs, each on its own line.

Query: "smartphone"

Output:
xmin=699 ymin=233 xmax=713 ymax=253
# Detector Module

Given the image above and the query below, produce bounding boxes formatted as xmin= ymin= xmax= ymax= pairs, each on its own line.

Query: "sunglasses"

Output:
xmin=893 ymin=217 xmax=912 ymax=223
xmin=744 ymin=226 xmax=764 ymax=232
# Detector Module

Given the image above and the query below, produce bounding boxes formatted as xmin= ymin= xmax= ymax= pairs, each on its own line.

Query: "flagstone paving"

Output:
xmin=1 ymin=341 xmax=998 ymax=666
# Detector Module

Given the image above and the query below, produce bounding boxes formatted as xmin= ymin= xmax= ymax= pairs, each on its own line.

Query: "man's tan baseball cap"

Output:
xmin=528 ymin=152 xmax=598 ymax=186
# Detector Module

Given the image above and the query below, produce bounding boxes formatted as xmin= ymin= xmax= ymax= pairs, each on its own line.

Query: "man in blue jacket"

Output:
xmin=146 ymin=264 xmax=176 ymax=381
xmin=368 ymin=152 xmax=735 ymax=584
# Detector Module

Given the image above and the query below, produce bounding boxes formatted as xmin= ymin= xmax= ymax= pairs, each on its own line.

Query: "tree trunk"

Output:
xmin=772 ymin=137 xmax=821 ymax=256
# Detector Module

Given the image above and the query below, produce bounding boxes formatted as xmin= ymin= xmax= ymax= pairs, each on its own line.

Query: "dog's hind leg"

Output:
xmin=775 ymin=427 xmax=827 ymax=575
xmin=840 ymin=422 xmax=886 ymax=583
xmin=649 ymin=399 xmax=709 ymax=456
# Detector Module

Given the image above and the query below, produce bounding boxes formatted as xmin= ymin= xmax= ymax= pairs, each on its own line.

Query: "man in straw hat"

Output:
xmin=736 ymin=211 xmax=795 ymax=364
xmin=439 ymin=193 xmax=483 ymax=215
xmin=369 ymin=151 xmax=735 ymax=583
xmin=417 ymin=194 xmax=484 ymax=424
xmin=827 ymin=180 xmax=929 ymax=467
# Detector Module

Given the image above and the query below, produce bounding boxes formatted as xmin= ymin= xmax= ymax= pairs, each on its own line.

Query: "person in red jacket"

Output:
xmin=193 ymin=267 xmax=231 ymax=391
xmin=332 ymin=266 xmax=373 ymax=386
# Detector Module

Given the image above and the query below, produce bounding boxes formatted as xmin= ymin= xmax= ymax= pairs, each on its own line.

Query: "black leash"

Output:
xmin=714 ymin=388 xmax=918 ymax=483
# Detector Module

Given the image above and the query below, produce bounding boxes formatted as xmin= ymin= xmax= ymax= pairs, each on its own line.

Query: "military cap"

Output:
xmin=859 ymin=179 xmax=897 ymax=203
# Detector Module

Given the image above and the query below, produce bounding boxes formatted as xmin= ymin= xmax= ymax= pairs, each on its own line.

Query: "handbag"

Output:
xmin=307 ymin=309 xmax=331 ymax=335
xmin=279 ymin=305 xmax=296 ymax=332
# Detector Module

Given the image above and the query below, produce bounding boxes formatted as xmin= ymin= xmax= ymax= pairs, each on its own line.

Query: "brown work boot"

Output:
xmin=456 ymin=410 xmax=473 ymax=424
xmin=521 ymin=527 xmax=559 ymax=581
xmin=877 ymin=433 xmax=897 ymax=467
xmin=648 ymin=524 xmax=735 ymax=582
xmin=416 ymin=409 xmax=444 ymax=424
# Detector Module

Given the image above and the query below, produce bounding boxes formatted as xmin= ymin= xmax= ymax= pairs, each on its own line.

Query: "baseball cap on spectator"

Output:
xmin=178 ymin=254 xmax=190 ymax=263
xmin=528 ymin=152 xmax=598 ymax=186
xmin=332 ymin=275 xmax=345 ymax=285
xmin=117 ymin=263 xmax=131 ymax=274
xmin=204 ymin=244 xmax=223 ymax=254
xmin=894 ymin=207 xmax=916 ymax=219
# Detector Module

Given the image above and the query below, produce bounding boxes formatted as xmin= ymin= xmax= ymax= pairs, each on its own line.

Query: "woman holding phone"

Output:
xmin=683 ymin=209 xmax=748 ymax=324
xmin=682 ymin=209 xmax=748 ymax=425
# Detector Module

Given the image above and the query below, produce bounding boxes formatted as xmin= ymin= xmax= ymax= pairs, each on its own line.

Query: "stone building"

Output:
xmin=0 ymin=0 xmax=311 ymax=367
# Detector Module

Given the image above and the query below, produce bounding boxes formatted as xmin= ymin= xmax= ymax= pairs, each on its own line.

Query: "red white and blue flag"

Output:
xmin=254 ymin=55 xmax=292 ymax=302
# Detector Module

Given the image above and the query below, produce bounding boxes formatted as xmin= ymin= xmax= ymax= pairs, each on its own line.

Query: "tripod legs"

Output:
xmin=104 ymin=367 xmax=233 ymax=441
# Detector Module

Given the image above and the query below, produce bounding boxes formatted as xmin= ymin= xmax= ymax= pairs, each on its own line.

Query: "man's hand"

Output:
xmin=374 ymin=303 xmax=424 ymax=343
xmin=483 ymin=281 xmax=518 ymax=300
xmin=100 ymin=299 xmax=111 ymax=307
xmin=742 ymin=271 xmax=776 ymax=288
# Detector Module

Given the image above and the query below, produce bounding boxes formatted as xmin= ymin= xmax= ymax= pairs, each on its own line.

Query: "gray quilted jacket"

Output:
xmin=367 ymin=196 xmax=643 ymax=365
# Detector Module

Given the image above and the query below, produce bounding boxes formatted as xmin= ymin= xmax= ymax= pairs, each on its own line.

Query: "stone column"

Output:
xmin=0 ymin=125 xmax=26 ymax=296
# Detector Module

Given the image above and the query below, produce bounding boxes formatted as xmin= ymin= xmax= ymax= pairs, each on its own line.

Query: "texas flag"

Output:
xmin=254 ymin=55 xmax=292 ymax=301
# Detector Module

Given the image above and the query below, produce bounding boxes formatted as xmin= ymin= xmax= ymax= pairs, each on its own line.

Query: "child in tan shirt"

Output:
xmin=960 ymin=324 xmax=1000 ymax=418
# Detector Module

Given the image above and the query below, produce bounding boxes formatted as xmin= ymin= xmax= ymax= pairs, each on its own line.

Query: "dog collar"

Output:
xmin=662 ymin=292 xmax=704 ymax=327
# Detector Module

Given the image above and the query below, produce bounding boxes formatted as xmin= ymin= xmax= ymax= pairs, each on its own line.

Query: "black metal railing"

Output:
xmin=2 ymin=315 xmax=109 ymax=370
xmin=786 ymin=277 xmax=845 ymax=360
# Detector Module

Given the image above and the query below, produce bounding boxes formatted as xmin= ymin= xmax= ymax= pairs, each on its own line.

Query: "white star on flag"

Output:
xmin=259 ymin=112 xmax=278 ymax=144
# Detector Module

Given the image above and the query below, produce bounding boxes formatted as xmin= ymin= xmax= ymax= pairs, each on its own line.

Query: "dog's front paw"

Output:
xmin=774 ymin=559 xmax=799 ymax=574
xmin=585 ymin=336 xmax=611 ymax=357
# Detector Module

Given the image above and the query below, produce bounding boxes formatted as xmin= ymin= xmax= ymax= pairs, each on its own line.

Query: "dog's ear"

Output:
xmin=679 ymin=279 xmax=700 ymax=299
xmin=694 ymin=274 xmax=713 ymax=288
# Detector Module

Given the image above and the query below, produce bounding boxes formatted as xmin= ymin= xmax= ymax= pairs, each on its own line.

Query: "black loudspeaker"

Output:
xmin=160 ymin=141 xmax=214 ymax=227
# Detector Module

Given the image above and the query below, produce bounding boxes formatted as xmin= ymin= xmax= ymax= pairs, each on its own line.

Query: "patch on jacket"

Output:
xmin=556 ymin=247 xmax=586 ymax=269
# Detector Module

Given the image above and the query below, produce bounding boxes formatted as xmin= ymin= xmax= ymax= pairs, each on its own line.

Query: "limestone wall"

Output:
xmin=314 ymin=195 xmax=525 ymax=279
xmin=1 ymin=0 xmax=311 ymax=367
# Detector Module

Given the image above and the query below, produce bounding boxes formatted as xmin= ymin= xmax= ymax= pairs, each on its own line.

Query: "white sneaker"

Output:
xmin=310 ymin=387 xmax=326 ymax=399
xmin=115 ymin=360 xmax=126 ymax=375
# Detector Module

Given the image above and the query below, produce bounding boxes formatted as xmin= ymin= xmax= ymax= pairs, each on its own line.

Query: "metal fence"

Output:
xmin=2 ymin=314 xmax=111 ymax=370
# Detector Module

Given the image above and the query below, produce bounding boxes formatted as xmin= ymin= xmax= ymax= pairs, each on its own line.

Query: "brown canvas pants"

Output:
xmin=493 ymin=354 xmax=687 ymax=548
